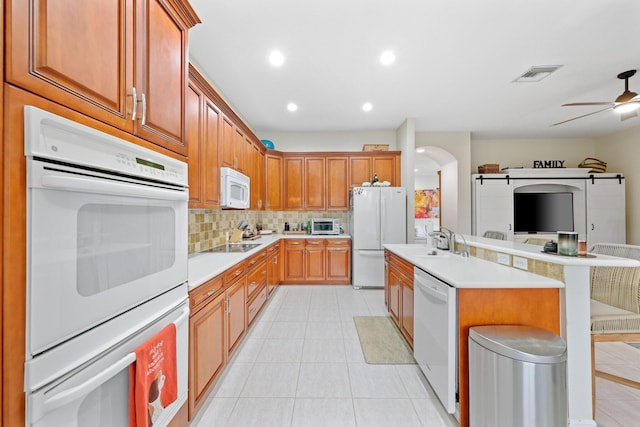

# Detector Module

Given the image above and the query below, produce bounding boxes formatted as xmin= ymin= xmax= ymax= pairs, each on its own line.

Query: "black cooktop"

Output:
xmin=205 ymin=243 xmax=261 ymax=253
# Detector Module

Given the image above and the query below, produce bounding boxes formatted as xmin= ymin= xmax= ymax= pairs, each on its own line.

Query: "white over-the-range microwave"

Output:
xmin=221 ymin=167 xmax=250 ymax=209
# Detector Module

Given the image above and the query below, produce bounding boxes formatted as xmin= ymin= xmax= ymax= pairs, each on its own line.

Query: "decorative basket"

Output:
xmin=362 ymin=144 xmax=389 ymax=151
xmin=578 ymin=157 xmax=607 ymax=173
xmin=477 ymin=164 xmax=500 ymax=174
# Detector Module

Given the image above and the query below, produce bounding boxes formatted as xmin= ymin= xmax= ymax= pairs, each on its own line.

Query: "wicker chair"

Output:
xmin=482 ymin=230 xmax=506 ymax=240
xmin=589 ymin=243 xmax=640 ymax=413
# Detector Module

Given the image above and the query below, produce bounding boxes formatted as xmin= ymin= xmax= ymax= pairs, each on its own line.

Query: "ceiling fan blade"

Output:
xmin=551 ymin=106 xmax=613 ymax=127
xmin=620 ymin=109 xmax=638 ymax=122
xmin=562 ymin=102 xmax=614 ymax=107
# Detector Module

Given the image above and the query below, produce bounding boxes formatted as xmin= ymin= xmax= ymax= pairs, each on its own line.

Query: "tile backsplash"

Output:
xmin=189 ymin=209 xmax=349 ymax=253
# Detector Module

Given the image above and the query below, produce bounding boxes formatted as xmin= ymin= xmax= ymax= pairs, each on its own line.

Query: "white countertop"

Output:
xmin=462 ymin=235 xmax=640 ymax=267
xmin=384 ymin=243 xmax=564 ymax=289
xmin=188 ymin=234 xmax=351 ymax=290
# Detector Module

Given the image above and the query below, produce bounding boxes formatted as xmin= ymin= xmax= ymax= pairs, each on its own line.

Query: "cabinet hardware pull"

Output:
xmin=129 ymin=87 xmax=138 ymax=121
xmin=140 ymin=93 xmax=147 ymax=126
xmin=207 ymin=289 xmax=217 ymax=297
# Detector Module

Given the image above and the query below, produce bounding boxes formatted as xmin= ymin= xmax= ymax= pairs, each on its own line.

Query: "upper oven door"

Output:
xmin=27 ymin=159 xmax=188 ymax=356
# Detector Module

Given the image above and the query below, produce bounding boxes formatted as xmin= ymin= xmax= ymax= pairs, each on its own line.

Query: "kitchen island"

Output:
xmin=385 ymin=236 xmax=640 ymax=427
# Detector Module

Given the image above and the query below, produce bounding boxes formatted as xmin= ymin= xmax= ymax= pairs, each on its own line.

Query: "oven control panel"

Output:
xmin=24 ymin=106 xmax=188 ymax=187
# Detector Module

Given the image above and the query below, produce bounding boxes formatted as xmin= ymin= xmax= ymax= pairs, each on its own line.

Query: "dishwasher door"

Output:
xmin=413 ymin=267 xmax=457 ymax=414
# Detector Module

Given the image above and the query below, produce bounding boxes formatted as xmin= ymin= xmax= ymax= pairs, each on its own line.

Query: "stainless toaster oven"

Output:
xmin=311 ymin=218 xmax=340 ymax=235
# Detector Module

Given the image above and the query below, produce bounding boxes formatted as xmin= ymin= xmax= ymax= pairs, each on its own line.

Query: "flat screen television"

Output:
xmin=514 ymin=192 xmax=574 ymax=234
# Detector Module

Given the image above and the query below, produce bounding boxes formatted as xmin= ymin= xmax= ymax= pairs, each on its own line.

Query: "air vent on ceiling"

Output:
xmin=514 ymin=65 xmax=562 ymax=82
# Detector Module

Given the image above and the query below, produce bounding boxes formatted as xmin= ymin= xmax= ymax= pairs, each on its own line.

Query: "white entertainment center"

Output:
xmin=471 ymin=169 xmax=626 ymax=245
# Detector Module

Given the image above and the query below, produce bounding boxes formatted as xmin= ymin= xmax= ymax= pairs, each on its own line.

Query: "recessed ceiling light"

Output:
xmin=269 ymin=51 xmax=285 ymax=67
xmin=416 ymin=148 xmax=425 ymax=153
xmin=362 ymin=103 xmax=373 ymax=112
xmin=414 ymin=168 xmax=419 ymax=172
xmin=286 ymin=102 xmax=298 ymax=112
xmin=380 ymin=50 xmax=396 ymax=66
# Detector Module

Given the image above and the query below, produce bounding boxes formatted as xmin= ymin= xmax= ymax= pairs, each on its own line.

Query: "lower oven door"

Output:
xmin=27 ymin=301 xmax=188 ymax=427
xmin=27 ymin=158 xmax=188 ymax=356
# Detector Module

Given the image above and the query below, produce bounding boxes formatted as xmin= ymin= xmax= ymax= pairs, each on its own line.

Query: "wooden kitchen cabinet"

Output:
xmin=188 ymin=276 xmax=225 ymax=418
xmin=372 ymin=154 xmax=400 ymax=185
xmin=326 ymin=157 xmax=350 ymax=210
xmin=249 ymin=141 xmax=265 ymax=209
xmin=384 ymin=250 xmax=414 ymax=347
xmin=219 ymin=115 xmax=248 ymax=173
xmin=349 ymin=152 xmax=402 ymax=187
xmin=226 ymin=268 xmax=247 ymax=357
xmin=283 ymin=156 xmax=304 ymax=209
xmin=7 ymin=0 xmax=200 ymax=155
xmin=265 ymin=152 xmax=283 ymax=210
xmin=284 ymin=155 xmax=326 ymax=210
xmin=282 ymin=238 xmax=351 ymax=284
xmin=305 ymin=239 xmax=326 ymax=281
xmin=326 ymin=239 xmax=351 ymax=283
xmin=267 ymin=244 xmax=281 ymax=295
xmin=387 ymin=265 xmax=401 ymax=325
xmin=187 ymin=67 xmax=221 ymax=208
xmin=283 ymin=239 xmax=306 ymax=282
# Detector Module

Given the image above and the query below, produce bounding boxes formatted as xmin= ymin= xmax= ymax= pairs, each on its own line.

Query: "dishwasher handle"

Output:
xmin=414 ymin=271 xmax=450 ymax=303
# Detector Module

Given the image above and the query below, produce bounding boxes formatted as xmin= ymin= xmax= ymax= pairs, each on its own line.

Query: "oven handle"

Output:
xmin=42 ymin=305 xmax=188 ymax=412
xmin=41 ymin=173 xmax=188 ymax=201
xmin=43 ymin=352 xmax=136 ymax=412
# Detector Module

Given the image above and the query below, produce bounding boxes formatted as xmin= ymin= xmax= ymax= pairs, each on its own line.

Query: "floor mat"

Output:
xmin=353 ymin=316 xmax=415 ymax=364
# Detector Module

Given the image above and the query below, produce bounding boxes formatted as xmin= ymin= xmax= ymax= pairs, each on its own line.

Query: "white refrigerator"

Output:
xmin=350 ymin=186 xmax=406 ymax=288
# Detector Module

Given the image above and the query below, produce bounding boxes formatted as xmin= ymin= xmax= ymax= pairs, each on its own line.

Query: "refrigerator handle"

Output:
xmin=376 ymin=196 xmax=381 ymax=244
xmin=380 ymin=195 xmax=386 ymax=243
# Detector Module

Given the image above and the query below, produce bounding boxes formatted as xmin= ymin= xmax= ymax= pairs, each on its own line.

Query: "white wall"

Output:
xmin=396 ymin=119 xmax=415 ymax=243
xmin=596 ymin=126 xmax=640 ymax=245
xmin=415 ymin=132 xmax=472 ymax=234
xmin=415 ymin=174 xmax=439 ymax=189
xmin=256 ymin=131 xmax=397 ymax=152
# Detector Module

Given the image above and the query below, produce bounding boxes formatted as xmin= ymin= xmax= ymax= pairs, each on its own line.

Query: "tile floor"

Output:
xmin=190 ymin=285 xmax=640 ymax=427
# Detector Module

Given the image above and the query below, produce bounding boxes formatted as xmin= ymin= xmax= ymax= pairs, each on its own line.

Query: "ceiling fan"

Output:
xmin=552 ymin=69 xmax=640 ymax=126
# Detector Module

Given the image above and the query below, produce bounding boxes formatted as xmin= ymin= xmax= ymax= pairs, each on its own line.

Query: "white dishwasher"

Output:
xmin=413 ymin=266 xmax=458 ymax=416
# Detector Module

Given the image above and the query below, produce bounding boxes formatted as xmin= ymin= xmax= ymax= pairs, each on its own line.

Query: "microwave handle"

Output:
xmin=41 ymin=173 xmax=188 ymax=201
xmin=42 ymin=352 xmax=137 ymax=412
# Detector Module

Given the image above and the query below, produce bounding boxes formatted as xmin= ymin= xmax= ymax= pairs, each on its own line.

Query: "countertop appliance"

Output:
xmin=350 ymin=186 xmax=406 ymax=288
xmin=311 ymin=218 xmax=341 ymax=235
xmin=221 ymin=166 xmax=250 ymax=209
xmin=24 ymin=106 xmax=189 ymax=427
xmin=414 ymin=266 xmax=458 ymax=417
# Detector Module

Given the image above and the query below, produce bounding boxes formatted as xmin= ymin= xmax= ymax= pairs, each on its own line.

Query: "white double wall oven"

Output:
xmin=24 ymin=106 xmax=189 ymax=426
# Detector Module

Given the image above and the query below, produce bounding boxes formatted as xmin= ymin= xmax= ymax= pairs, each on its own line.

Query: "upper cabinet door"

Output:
xmin=326 ymin=157 xmax=349 ymax=210
xmin=7 ymin=0 xmax=134 ymax=131
xmin=305 ymin=156 xmax=326 ymax=210
xmin=133 ymin=0 xmax=195 ymax=155
xmin=284 ymin=156 xmax=305 ymax=210
xmin=7 ymin=0 xmax=199 ymax=156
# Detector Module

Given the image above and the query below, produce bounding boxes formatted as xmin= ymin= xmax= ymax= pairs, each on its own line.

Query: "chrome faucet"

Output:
xmin=441 ymin=226 xmax=455 ymax=252
xmin=457 ymin=233 xmax=470 ymax=257
xmin=429 ymin=228 xmax=452 ymax=251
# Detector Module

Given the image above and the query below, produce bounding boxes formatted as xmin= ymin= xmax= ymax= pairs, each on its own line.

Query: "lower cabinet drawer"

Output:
xmin=247 ymin=286 xmax=268 ymax=326
xmin=247 ymin=260 xmax=267 ymax=299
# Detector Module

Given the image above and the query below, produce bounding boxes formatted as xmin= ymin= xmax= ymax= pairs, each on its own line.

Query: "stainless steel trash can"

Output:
xmin=469 ymin=325 xmax=567 ymax=427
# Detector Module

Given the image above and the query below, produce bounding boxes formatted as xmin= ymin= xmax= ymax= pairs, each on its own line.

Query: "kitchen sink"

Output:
xmin=413 ymin=249 xmax=451 ymax=258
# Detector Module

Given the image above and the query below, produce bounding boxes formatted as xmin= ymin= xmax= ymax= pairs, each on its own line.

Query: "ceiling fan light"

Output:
xmin=614 ymin=102 xmax=640 ymax=114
